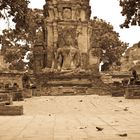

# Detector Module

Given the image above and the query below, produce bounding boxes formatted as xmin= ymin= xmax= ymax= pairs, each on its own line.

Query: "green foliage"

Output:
xmin=119 ymin=0 xmax=140 ymax=28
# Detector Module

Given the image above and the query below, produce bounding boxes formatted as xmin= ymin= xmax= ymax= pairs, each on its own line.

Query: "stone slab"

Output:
xmin=0 ymin=105 xmax=23 ymax=116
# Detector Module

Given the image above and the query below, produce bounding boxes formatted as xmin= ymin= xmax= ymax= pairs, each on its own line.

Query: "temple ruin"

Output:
xmin=0 ymin=0 xmax=140 ymax=117
xmin=120 ymin=42 xmax=140 ymax=73
xmin=33 ymin=0 xmax=103 ymax=95
xmin=34 ymin=0 xmax=99 ymax=71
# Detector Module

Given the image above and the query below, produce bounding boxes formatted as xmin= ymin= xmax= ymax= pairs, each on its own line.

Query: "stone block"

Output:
xmin=12 ymin=90 xmax=24 ymax=101
xmin=111 ymin=86 xmax=125 ymax=97
xmin=22 ymin=89 xmax=32 ymax=98
xmin=0 ymin=105 xmax=23 ymax=115
xmin=0 ymin=92 xmax=13 ymax=105
xmin=125 ymin=86 xmax=140 ymax=99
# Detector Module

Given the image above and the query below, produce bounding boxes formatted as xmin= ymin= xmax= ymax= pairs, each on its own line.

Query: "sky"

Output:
xmin=90 ymin=0 xmax=140 ymax=47
xmin=1 ymin=0 xmax=140 ymax=47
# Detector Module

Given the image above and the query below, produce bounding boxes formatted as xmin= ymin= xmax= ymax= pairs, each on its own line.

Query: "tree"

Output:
xmin=119 ymin=0 xmax=140 ymax=28
xmin=0 ymin=0 xmax=29 ymax=30
xmin=0 ymin=8 xmax=44 ymax=71
xmin=0 ymin=29 xmax=30 ymax=71
xmin=25 ymin=8 xmax=44 ymax=40
xmin=91 ymin=18 xmax=128 ymax=71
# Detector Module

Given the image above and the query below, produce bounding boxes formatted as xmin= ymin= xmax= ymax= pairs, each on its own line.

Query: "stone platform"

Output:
xmin=34 ymin=71 xmax=108 ymax=96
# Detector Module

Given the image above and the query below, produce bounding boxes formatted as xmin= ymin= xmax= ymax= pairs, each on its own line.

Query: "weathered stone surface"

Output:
xmin=32 ymin=0 xmax=102 ymax=95
xmin=12 ymin=90 xmax=24 ymax=101
xmin=33 ymin=71 xmax=103 ymax=95
xmin=0 ymin=72 xmax=23 ymax=90
xmin=111 ymin=82 xmax=125 ymax=97
xmin=101 ymin=72 xmax=127 ymax=85
xmin=0 ymin=92 xmax=12 ymax=105
xmin=120 ymin=43 xmax=140 ymax=73
xmin=22 ymin=89 xmax=32 ymax=98
xmin=34 ymin=0 xmax=100 ymax=72
xmin=0 ymin=105 xmax=23 ymax=115
xmin=125 ymin=86 xmax=140 ymax=99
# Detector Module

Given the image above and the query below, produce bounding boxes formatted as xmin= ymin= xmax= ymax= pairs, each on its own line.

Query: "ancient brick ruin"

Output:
xmin=0 ymin=0 xmax=140 ymax=112
xmin=34 ymin=0 xmax=99 ymax=71
xmin=32 ymin=0 xmax=104 ymax=95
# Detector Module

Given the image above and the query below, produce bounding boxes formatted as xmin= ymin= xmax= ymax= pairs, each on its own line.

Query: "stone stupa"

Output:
xmin=33 ymin=0 xmax=103 ymax=95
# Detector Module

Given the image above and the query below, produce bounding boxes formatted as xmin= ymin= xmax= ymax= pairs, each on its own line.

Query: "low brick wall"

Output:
xmin=0 ymin=72 xmax=23 ymax=89
xmin=111 ymin=86 xmax=125 ymax=97
xmin=125 ymin=86 xmax=140 ymax=99
xmin=0 ymin=105 xmax=23 ymax=115
xmin=101 ymin=72 xmax=130 ymax=84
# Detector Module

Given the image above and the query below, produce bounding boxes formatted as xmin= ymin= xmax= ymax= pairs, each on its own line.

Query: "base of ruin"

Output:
xmin=125 ymin=86 xmax=140 ymax=99
xmin=33 ymin=70 xmax=110 ymax=96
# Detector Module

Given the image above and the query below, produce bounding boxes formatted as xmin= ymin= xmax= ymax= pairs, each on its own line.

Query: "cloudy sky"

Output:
xmin=1 ymin=0 xmax=139 ymax=47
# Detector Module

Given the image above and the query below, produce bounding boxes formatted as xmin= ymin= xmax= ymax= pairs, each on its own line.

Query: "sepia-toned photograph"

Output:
xmin=0 ymin=0 xmax=140 ymax=139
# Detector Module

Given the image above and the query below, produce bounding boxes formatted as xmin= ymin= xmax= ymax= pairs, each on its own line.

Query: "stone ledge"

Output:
xmin=0 ymin=105 xmax=23 ymax=116
xmin=125 ymin=86 xmax=140 ymax=99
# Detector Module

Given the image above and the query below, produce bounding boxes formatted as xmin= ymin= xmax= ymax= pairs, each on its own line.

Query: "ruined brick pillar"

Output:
xmin=43 ymin=0 xmax=100 ymax=71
